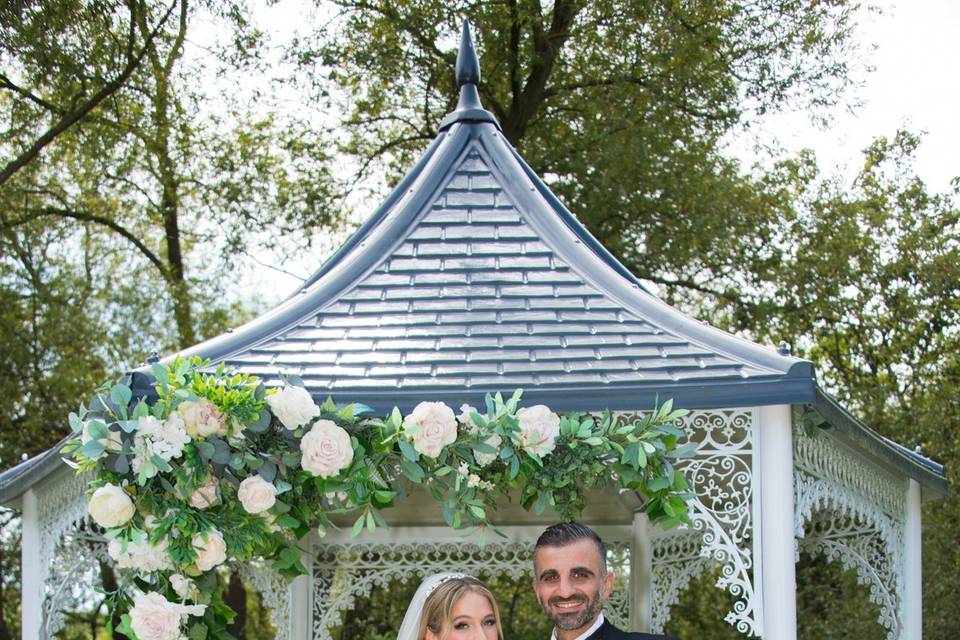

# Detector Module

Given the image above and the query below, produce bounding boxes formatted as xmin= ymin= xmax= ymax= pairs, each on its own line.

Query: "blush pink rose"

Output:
xmin=516 ymin=404 xmax=560 ymax=457
xmin=192 ymin=528 xmax=227 ymax=571
xmin=300 ymin=420 xmax=353 ymax=477
xmin=188 ymin=476 xmax=219 ymax=510
xmin=403 ymin=401 xmax=457 ymax=458
xmin=177 ymin=399 xmax=227 ymax=439
xmin=129 ymin=592 xmax=182 ymax=640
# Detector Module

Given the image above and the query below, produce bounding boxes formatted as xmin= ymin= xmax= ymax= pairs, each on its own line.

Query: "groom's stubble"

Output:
xmin=537 ymin=580 xmax=605 ymax=632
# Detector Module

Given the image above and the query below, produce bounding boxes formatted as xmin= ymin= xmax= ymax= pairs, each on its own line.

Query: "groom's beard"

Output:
xmin=538 ymin=584 xmax=604 ymax=632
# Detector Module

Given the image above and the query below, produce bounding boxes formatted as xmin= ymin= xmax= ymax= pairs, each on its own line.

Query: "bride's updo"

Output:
xmin=418 ymin=576 xmax=504 ymax=640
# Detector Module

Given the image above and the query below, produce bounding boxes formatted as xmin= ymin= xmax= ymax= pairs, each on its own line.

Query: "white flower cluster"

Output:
xmin=107 ymin=537 xmax=173 ymax=572
xmin=129 ymin=591 xmax=205 ymax=640
xmin=131 ymin=414 xmax=190 ymax=475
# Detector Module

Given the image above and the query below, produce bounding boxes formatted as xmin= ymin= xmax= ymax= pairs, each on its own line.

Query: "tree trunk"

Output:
xmin=99 ymin=560 xmax=124 ymax=639
xmin=225 ymin=571 xmax=248 ymax=638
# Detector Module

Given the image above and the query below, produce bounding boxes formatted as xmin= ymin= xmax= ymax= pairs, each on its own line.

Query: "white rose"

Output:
xmin=188 ymin=476 xmax=219 ymax=510
xmin=88 ymin=483 xmax=135 ymax=528
xmin=192 ymin=528 xmax=227 ymax=571
xmin=176 ymin=399 xmax=227 ymax=439
xmin=267 ymin=385 xmax=320 ymax=430
xmin=107 ymin=537 xmax=172 ymax=572
xmin=300 ymin=420 xmax=353 ymax=477
xmin=403 ymin=401 xmax=457 ymax=458
xmin=516 ymin=404 xmax=561 ymax=457
xmin=474 ymin=432 xmax=502 ymax=467
xmin=237 ymin=475 xmax=277 ymax=514
xmin=129 ymin=592 xmax=182 ymax=640
xmin=169 ymin=574 xmax=194 ymax=600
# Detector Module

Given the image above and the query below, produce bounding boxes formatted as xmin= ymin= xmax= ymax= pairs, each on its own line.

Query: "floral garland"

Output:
xmin=64 ymin=357 xmax=694 ymax=640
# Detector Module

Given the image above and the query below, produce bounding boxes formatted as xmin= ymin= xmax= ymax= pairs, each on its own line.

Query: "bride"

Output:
xmin=397 ymin=573 xmax=504 ymax=640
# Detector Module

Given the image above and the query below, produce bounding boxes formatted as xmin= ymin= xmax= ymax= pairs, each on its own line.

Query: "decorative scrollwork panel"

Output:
xmin=651 ymin=530 xmax=715 ymax=633
xmin=794 ymin=419 xmax=906 ymax=640
xmin=42 ymin=523 xmax=108 ymax=638
xmin=622 ymin=409 xmax=758 ymax=636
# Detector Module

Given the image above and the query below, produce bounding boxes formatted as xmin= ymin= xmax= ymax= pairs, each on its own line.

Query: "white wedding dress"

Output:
xmin=396 ymin=572 xmax=468 ymax=640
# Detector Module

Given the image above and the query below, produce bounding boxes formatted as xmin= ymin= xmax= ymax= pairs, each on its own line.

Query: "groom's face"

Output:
xmin=533 ymin=539 xmax=614 ymax=635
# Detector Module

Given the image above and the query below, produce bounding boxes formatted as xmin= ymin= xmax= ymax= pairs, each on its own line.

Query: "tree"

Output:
xmin=286 ymin=0 xmax=862 ymax=307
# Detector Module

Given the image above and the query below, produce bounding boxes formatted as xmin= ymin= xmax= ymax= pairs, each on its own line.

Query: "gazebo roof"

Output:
xmin=164 ymin=25 xmax=813 ymax=414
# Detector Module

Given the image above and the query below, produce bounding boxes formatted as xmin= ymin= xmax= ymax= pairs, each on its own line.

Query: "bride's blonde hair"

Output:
xmin=418 ymin=576 xmax=503 ymax=639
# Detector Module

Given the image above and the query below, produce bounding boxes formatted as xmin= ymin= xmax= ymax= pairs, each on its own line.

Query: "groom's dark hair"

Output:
xmin=534 ymin=522 xmax=607 ymax=572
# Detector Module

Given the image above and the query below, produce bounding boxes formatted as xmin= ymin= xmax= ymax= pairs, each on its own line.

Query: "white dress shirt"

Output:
xmin=550 ymin=613 xmax=605 ymax=640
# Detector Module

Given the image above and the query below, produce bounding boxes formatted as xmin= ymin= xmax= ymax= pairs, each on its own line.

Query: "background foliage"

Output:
xmin=0 ymin=0 xmax=957 ymax=638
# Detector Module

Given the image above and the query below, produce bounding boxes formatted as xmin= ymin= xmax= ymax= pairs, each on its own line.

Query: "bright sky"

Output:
xmin=245 ymin=0 xmax=960 ymax=302
xmin=731 ymin=0 xmax=960 ymax=193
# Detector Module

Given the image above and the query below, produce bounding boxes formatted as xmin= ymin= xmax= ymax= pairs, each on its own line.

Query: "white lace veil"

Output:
xmin=396 ymin=572 xmax=469 ymax=640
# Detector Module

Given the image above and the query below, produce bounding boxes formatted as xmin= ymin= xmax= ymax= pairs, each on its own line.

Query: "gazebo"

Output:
xmin=0 ymin=22 xmax=946 ymax=640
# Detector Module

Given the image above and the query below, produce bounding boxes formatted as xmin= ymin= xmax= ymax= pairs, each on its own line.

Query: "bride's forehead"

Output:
xmin=452 ymin=591 xmax=494 ymax=614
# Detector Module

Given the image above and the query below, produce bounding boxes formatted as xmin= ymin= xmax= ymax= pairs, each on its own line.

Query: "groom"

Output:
xmin=532 ymin=522 xmax=676 ymax=640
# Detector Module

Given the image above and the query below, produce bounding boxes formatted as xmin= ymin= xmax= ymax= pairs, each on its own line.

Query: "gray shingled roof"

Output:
xmin=165 ymin=97 xmax=814 ymax=412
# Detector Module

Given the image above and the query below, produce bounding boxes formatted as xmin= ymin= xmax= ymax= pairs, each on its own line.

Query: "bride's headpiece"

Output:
xmin=396 ymin=572 xmax=473 ymax=640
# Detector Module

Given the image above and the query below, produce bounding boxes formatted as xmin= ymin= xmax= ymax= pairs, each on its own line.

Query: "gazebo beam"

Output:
xmin=758 ymin=404 xmax=797 ymax=639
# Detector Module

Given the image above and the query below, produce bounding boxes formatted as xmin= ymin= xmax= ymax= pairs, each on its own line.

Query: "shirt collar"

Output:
xmin=550 ymin=613 xmax=605 ymax=640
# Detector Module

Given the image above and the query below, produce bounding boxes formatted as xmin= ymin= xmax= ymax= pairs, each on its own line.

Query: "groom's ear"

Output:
xmin=602 ymin=570 xmax=615 ymax=598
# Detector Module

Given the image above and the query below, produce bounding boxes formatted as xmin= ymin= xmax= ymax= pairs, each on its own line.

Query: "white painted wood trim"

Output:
xmin=21 ymin=488 xmax=41 ymax=640
xmin=903 ymin=479 xmax=922 ymax=639
xmin=757 ymin=404 xmax=797 ymax=640
xmin=629 ymin=512 xmax=653 ymax=632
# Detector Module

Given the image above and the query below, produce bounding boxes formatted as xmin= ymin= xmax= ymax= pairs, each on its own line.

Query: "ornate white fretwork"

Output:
xmin=650 ymin=530 xmax=714 ymax=633
xmin=43 ymin=524 xmax=108 ymax=638
xmin=623 ymin=408 xmax=758 ymax=636
xmin=238 ymin=561 xmax=291 ymax=639
xmin=312 ymin=540 xmax=630 ymax=640
xmin=794 ymin=420 xmax=906 ymax=640
xmin=36 ymin=470 xmax=93 ymax=637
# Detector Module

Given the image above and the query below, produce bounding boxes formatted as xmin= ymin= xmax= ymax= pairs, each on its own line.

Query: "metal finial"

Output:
xmin=146 ymin=351 xmax=161 ymax=364
xmin=777 ymin=341 xmax=791 ymax=356
xmin=455 ymin=20 xmax=480 ymax=86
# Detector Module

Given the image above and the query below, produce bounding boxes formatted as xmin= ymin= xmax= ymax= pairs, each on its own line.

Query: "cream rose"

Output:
xmin=176 ymin=399 xmax=227 ymax=439
xmin=88 ymin=483 xmax=135 ymax=528
xmin=267 ymin=385 xmax=320 ymax=430
xmin=300 ymin=420 xmax=353 ymax=477
xmin=188 ymin=476 xmax=219 ymax=510
xmin=192 ymin=528 xmax=227 ymax=571
xmin=516 ymin=404 xmax=561 ymax=457
xmin=237 ymin=475 xmax=277 ymax=514
xmin=403 ymin=401 xmax=457 ymax=458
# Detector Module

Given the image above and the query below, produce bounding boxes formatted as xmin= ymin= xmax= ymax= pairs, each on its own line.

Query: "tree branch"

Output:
xmin=3 ymin=206 xmax=169 ymax=280
xmin=0 ymin=0 xmax=177 ymax=188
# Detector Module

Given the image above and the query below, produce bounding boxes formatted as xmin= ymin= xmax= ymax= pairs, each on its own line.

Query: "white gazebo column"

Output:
xmin=629 ymin=512 xmax=653 ymax=632
xmin=757 ymin=404 xmax=796 ymax=640
xmin=21 ymin=488 xmax=42 ymax=640
xmin=903 ymin=479 xmax=922 ymax=639
xmin=289 ymin=548 xmax=313 ymax=640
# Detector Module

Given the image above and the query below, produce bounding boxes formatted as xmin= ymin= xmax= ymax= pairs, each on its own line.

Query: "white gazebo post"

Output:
xmin=629 ymin=511 xmax=653 ymax=632
xmin=21 ymin=487 xmax=42 ymax=640
xmin=757 ymin=404 xmax=797 ymax=640
xmin=903 ymin=478 xmax=922 ymax=639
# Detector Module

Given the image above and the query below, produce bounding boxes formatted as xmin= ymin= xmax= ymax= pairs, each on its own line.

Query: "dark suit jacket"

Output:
xmin=584 ymin=619 xmax=677 ymax=640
